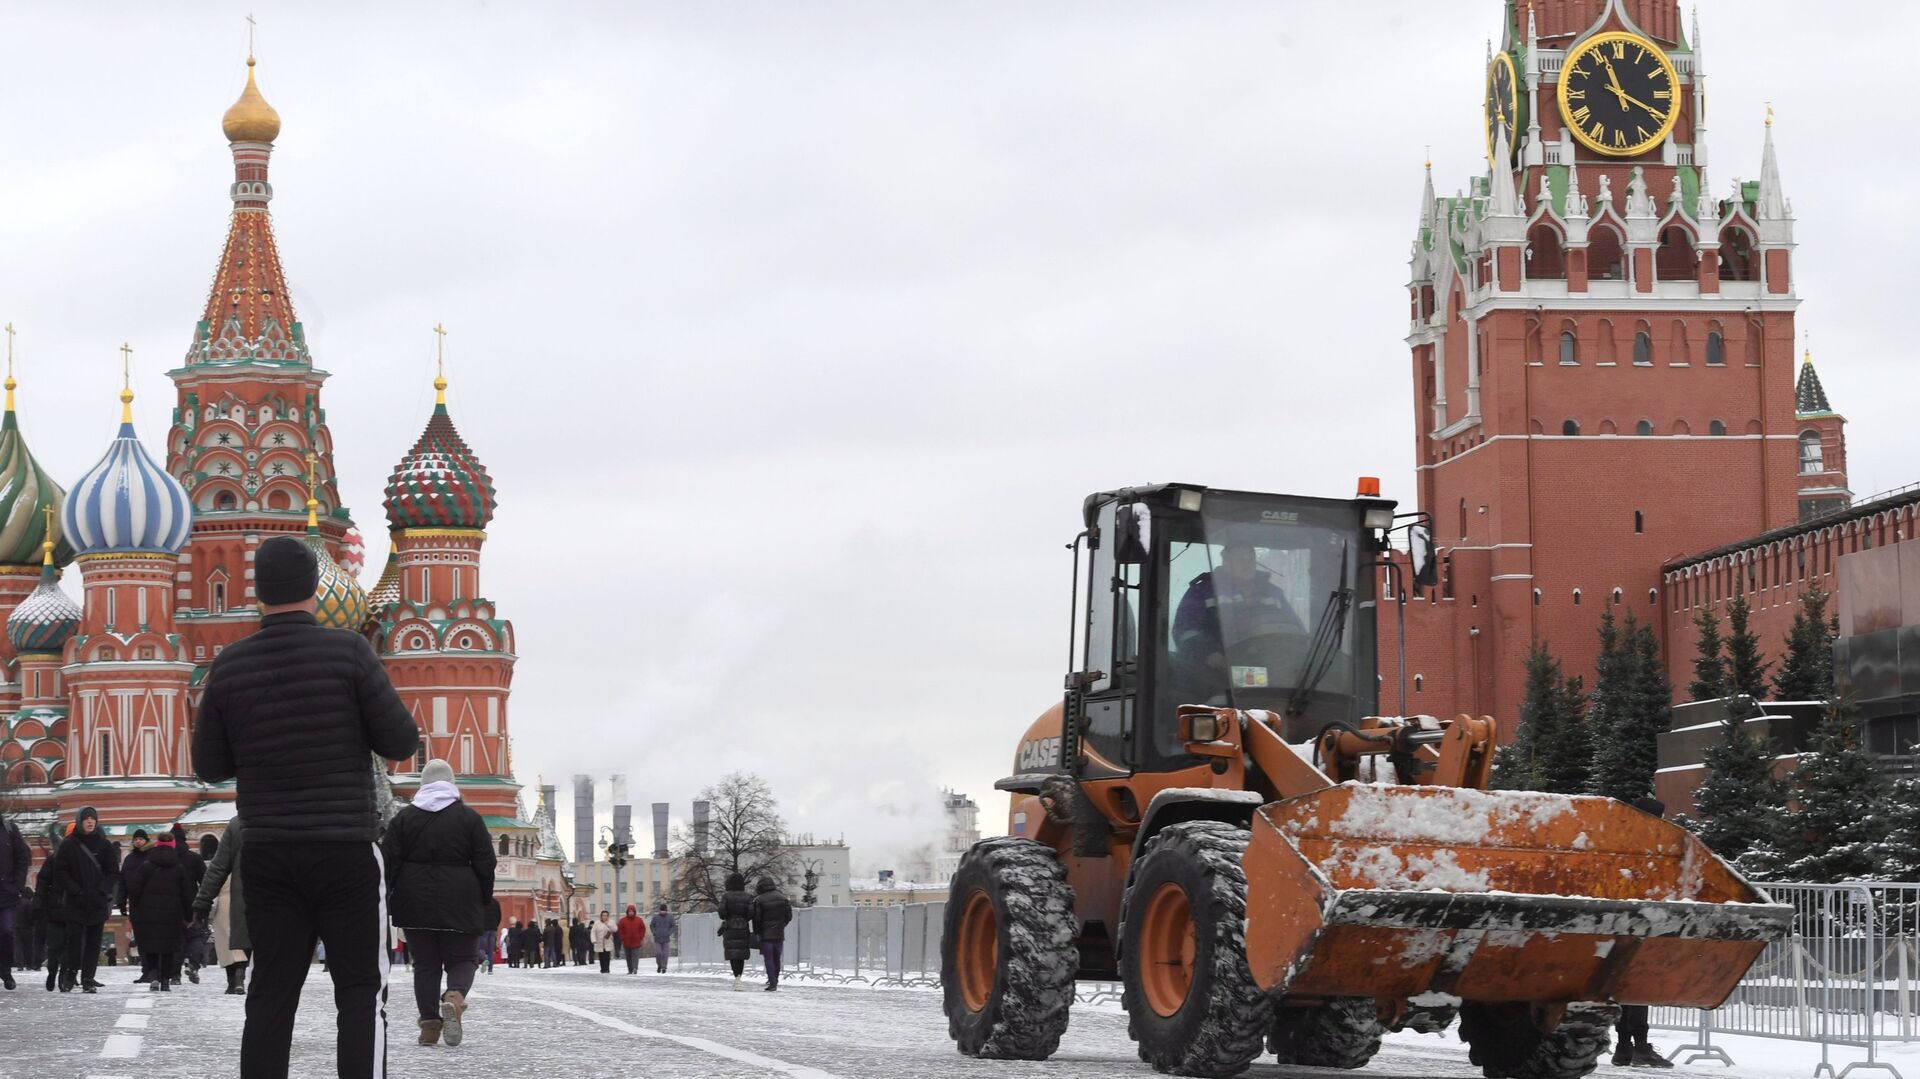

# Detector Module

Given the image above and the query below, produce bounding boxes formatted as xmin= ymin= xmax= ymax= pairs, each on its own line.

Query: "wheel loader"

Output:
xmin=942 ymin=483 xmax=1789 ymax=1079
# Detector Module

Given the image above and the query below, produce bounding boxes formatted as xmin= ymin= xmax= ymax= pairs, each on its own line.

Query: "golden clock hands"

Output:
xmin=1600 ymin=58 xmax=1632 ymax=108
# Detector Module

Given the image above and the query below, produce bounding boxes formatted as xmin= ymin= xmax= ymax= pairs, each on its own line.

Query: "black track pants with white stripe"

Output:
xmin=242 ymin=842 xmax=390 ymax=1079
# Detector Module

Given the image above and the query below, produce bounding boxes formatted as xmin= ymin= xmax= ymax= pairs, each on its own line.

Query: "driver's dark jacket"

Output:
xmin=1172 ymin=570 xmax=1299 ymax=650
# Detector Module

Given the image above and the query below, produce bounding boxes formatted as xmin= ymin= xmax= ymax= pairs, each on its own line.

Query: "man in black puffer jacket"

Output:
xmin=50 ymin=807 xmax=117 ymax=993
xmin=193 ymin=536 xmax=419 ymax=1079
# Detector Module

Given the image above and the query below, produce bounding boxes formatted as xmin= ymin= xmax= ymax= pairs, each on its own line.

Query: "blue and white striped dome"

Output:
xmin=63 ymin=416 xmax=193 ymax=556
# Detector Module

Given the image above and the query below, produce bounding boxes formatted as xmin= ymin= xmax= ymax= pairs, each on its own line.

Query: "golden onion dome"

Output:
xmin=222 ymin=57 xmax=281 ymax=144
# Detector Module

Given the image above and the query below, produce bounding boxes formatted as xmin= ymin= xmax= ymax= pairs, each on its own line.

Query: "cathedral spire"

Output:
xmin=188 ymin=54 xmax=306 ymax=367
xmin=1757 ymin=107 xmax=1790 ymax=220
xmin=1488 ymin=119 xmax=1521 ymax=217
xmin=1796 ymin=346 xmax=1834 ymax=417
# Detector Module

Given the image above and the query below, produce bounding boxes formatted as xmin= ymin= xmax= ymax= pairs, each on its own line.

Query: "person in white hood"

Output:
xmin=381 ymin=759 xmax=496 ymax=1048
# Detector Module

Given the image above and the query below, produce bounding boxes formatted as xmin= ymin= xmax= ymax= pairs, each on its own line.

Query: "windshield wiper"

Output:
xmin=1285 ymin=542 xmax=1351 ymax=719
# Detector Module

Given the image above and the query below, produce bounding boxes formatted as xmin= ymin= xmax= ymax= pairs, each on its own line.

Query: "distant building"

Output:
xmin=851 ymin=870 xmax=944 ymax=907
xmin=932 ymin=789 xmax=981 ymax=885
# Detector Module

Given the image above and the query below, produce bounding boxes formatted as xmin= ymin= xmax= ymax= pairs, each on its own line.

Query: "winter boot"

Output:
xmin=440 ymin=990 xmax=467 ymax=1047
xmin=1611 ymin=1040 xmax=1633 ymax=1067
xmin=2 ymin=972 xmax=13 ymax=990
xmin=57 ymin=971 xmax=74 ymax=992
xmin=418 ymin=1019 xmax=443 ymax=1046
xmin=187 ymin=963 xmax=199 ymax=985
xmin=44 ymin=968 xmax=56 ymax=991
xmin=732 ymin=975 xmax=743 ymax=991
xmin=159 ymin=979 xmax=171 ymax=992
xmin=149 ymin=980 xmax=162 ymax=992
xmin=1633 ymin=1045 xmax=1674 ymax=1069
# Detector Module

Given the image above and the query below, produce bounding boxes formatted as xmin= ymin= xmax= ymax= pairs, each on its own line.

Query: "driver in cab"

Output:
xmin=1173 ymin=543 xmax=1303 ymax=670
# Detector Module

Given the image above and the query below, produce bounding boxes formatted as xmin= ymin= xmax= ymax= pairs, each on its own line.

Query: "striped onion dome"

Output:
xmin=8 ymin=542 xmax=80 ymax=653
xmin=304 ymin=498 xmax=368 ymax=631
xmin=0 ymin=378 xmax=74 ymax=567
xmin=384 ymin=388 xmax=496 ymax=531
xmin=63 ymin=392 xmax=193 ymax=556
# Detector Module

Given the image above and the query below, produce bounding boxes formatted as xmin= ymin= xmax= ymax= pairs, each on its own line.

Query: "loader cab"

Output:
xmin=1067 ymin=485 xmax=1382 ymax=780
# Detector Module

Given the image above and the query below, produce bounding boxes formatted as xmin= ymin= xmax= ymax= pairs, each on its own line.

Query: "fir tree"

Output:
xmin=1781 ymin=701 xmax=1891 ymax=883
xmin=1689 ymin=606 xmax=1728 ymax=701
xmin=1492 ymin=641 xmax=1572 ymax=791
xmin=1688 ymin=710 xmax=1790 ymax=865
xmin=1870 ymin=778 xmax=1920 ymax=882
xmin=1724 ymin=596 xmax=1771 ymax=701
xmin=1591 ymin=613 xmax=1672 ymax=802
xmin=1536 ymin=671 xmax=1591 ymax=795
xmin=1773 ymin=583 xmax=1838 ymax=702
xmin=1582 ymin=610 xmax=1624 ymax=790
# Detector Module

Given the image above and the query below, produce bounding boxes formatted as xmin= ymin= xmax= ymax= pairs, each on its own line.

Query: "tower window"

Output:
xmin=99 ymin=732 xmax=112 ymax=776
xmin=1799 ymin=430 xmax=1825 ymax=474
xmin=1562 ymin=419 xmax=1580 ymax=436
xmin=1573 ymin=589 xmax=1583 ymax=606
xmin=1559 ymin=332 xmax=1578 ymax=365
xmin=212 ymin=582 xmax=227 ymax=614
xmin=1710 ymin=420 xmax=1726 ymax=436
xmin=1533 ymin=589 xmax=1542 ymax=606
xmin=1706 ymin=332 xmax=1725 ymax=366
xmin=1633 ymin=331 xmax=1653 ymax=366
xmin=1414 ymin=675 xmax=1424 ymax=694
xmin=1612 ymin=587 xmax=1624 ymax=605
xmin=214 ymin=491 xmax=237 ymax=511
xmin=500 ymin=835 xmax=511 ymax=856
xmin=1634 ymin=510 xmax=1644 ymax=534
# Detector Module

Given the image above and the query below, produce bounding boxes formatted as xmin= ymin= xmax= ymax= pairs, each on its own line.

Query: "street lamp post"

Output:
xmin=598 ymin=825 xmax=631 ymax=914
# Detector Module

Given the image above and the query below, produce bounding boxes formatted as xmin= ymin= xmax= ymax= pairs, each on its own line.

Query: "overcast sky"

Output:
xmin=1 ymin=2 xmax=1910 ymax=873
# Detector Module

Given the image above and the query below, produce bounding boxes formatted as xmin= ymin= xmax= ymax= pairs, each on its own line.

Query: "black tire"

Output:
xmin=1269 ymin=997 xmax=1383 ymax=1070
xmin=1120 ymin=821 xmax=1271 ymax=1077
xmin=940 ymin=838 xmax=1078 ymax=1060
xmin=1459 ymin=1002 xmax=1619 ymax=1079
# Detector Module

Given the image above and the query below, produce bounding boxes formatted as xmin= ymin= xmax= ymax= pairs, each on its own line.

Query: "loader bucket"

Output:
xmin=1239 ymin=784 xmax=1790 ymax=1009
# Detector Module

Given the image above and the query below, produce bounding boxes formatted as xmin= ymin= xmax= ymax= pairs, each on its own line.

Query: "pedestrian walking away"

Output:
xmin=480 ymin=898 xmax=500 ymax=975
xmin=0 ymin=805 xmax=29 ymax=990
xmin=382 ymin=758 xmax=496 ymax=1049
xmin=192 ymin=814 xmax=251 ymax=996
xmin=718 ymin=872 xmax=754 ymax=990
xmin=648 ymin=904 xmax=676 ymax=974
xmin=124 ymin=831 xmax=195 ymax=991
xmin=616 ymin=904 xmax=648 ymax=975
xmin=1611 ymin=795 xmax=1676 ymax=1069
xmin=192 ymin=534 xmax=421 ymax=1079
xmin=171 ymin=824 xmax=208 ymax=984
xmin=543 ymin=918 xmax=563 ymax=969
xmin=32 ymin=832 xmax=67 ymax=992
xmin=117 ymin=828 xmax=153 ymax=983
xmin=750 ymin=876 xmax=793 ymax=991
xmin=49 ymin=806 xmax=118 ymax=993
xmin=590 ymin=909 xmax=616 ymax=973
xmin=569 ymin=916 xmax=589 ymax=966
xmin=504 ymin=918 xmax=523 ymax=968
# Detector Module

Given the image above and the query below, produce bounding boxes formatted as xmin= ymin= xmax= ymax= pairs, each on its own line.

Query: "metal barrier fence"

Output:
xmin=672 ymin=902 xmax=1123 ymax=1004
xmin=1653 ymin=881 xmax=1920 ymax=1078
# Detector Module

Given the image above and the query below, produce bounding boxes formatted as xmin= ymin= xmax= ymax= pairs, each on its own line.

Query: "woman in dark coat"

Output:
xmin=750 ymin=877 xmax=794 ymax=991
xmin=125 ymin=833 xmax=194 ymax=990
xmin=382 ymin=759 xmax=495 ymax=1048
xmin=32 ymin=840 xmax=65 ymax=991
xmin=717 ymin=871 xmax=755 ymax=990
xmin=50 ymin=807 xmax=116 ymax=993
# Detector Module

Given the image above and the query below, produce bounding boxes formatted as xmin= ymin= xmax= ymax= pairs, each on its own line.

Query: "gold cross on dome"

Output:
xmin=246 ymin=13 xmax=257 ymax=60
xmin=433 ymin=322 xmax=447 ymax=377
xmin=4 ymin=323 xmax=14 ymax=379
xmin=119 ymin=342 xmax=133 ymax=388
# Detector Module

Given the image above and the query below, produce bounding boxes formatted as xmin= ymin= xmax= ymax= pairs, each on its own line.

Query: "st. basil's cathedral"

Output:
xmin=0 ymin=58 xmax=574 ymax=926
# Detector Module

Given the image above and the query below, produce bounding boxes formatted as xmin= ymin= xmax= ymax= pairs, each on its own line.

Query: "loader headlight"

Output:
xmin=1188 ymin=713 xmax=1223 ymax=742
xmin=1362 ymin=504 xmax=1396 ymax=531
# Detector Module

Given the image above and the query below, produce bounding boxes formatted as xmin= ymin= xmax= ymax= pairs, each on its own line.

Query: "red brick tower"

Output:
xmin=165 ymin=56 xmax=355 ymax=675
xmin=1389 ymin=0 xmax=1816 ymax=722
xmin=374 ymin=352 xmax=517 ymax=820
xmin=1793 ymin=349 xmax=1849 ymax=519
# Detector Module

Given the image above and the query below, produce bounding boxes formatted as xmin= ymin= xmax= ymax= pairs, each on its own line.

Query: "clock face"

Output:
xmin=1557 ymin=31 xmax=1680 ymax=157
xmin=1484 ymin=52 xmax=1519 ymax=167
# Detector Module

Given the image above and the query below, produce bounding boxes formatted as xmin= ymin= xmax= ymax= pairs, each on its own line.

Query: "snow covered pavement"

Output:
xmin=0 ymin=964 xmax=1756 ymax=1078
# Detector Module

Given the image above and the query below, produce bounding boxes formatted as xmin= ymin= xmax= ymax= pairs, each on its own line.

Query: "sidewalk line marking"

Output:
xmin=509 ymin=996 xmax=846 ymax=1079
xmin=114 ymin=1014 xmax=150 ymax=1030
xmin=99 ymin=1034 xmax=142 ymax=1059
xmin=124 ymin=997 xmax=154 ymax=1009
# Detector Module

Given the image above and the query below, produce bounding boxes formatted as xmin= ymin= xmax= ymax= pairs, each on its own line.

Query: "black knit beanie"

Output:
xmin=256 ymin=536 xmax=319 ymax=606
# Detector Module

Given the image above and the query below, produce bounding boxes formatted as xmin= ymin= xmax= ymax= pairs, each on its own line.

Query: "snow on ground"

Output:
xmin=0 ymin=961 xmax=1882 ymax=1078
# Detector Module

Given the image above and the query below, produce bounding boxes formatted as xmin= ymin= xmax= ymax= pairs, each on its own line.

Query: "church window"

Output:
xmin=1457 ymin=498 xmax=1468 ymax=539
xmin=500 ymin=835 xmax=511 ymax=856
xmin=1559 ymin=332 xmax=1577 ymax=365
xmin=1706 ymin=332 xmax=1725 ymax=366
xmin=1533 ymin=589 xmax=1541 ymax=606
xmin=1633 ymin=331 xmax=1652 ymax=365
xmin=1649 ymin=589 xmax=1659 ymax=606
xmin=1413 ymin=675 xmax=1424 ymax=694
xmin=1561 ymin=419 xmax=1580 ymax=436
xmin=99 ymin=732 xmax=112 ymax=776
xmin=212 ymin=582 xmax=227 ymax=614
xmin=1710 ymin=420 xmax=1726 ymax=436
xmin=106 ymin=590 xmax=116 ymax=629
xmin=1588 ymin=225 xmax=1626 ymax=281
xmin=1799 ymin=431 xmax=1824 ymax=474
xmin=460 ymin=736 xmax=475 ymax=774
xmin=1634 ymin=511 xmax=1644 ymax=534
xmin=1526 ymin=223 xmax=1565 ymax=280
xmin=1719 ymin=225 xmax=1757 ymax=281
xmin=1573 ymin=589 xmax=1583 ymax=606
xmin=1636 ymin=420 xmax=1653 ymax=437
xmin=1611 ymin=587 xmax=1624 ymax=605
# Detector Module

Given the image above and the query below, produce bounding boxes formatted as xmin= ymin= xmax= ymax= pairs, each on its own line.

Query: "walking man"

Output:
xmin=51 ymin=807 xmax=117 ymax=992
xmin=192 ymin=815 xmax=251 ymax=996
xmin=1612 ymin=795 xmax=1676 ymax=1069
xmin=0 ymin=805 xmax=27 ymax=990
xmin=616 ymin=905 xmax=647 ymax=974
xmin=383 ymin=759 xmax=495 ymax=1048
xmin=648 ymin=904 xmax=676 ymax=974
xmin=193 ymin=535 xmax=420 ymax=1079
xmin=750 ymin=877 xmax=793 ymax=991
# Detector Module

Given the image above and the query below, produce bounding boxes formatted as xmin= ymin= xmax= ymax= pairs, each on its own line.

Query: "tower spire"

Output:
xmin=118 ymin=342 xmax=134 ymax=424
xmin=1757 ymin=105 xmax=1789 ymax=220
xmin=306 ymin=450 xmax=321 ymax=532
xmin=4 ymin=323 xmax=15 ymax=414
xmin=1489 ymin=113 xmax=1521 ymax=217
